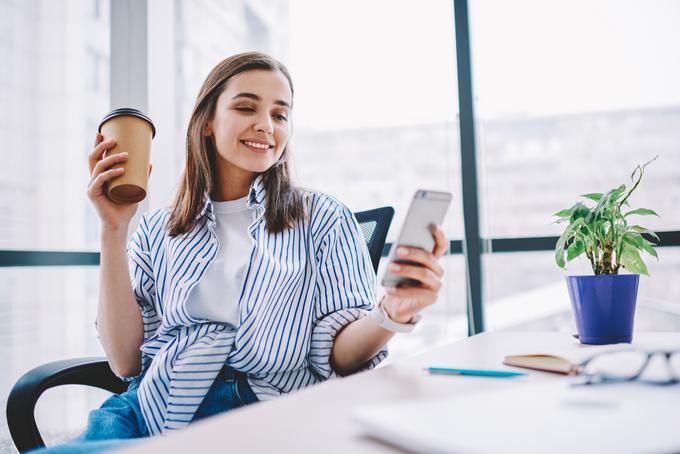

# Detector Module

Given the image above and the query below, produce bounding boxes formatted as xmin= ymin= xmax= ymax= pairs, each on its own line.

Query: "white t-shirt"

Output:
xmin=186 ymin=195 xmax=253 ymax=326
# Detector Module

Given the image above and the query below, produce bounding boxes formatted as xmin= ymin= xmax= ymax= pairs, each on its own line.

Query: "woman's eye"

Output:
xmin=274 ymin=113 xmax=288 ymax=122
xmin=235 ymin=107 xmax=255 ymax=112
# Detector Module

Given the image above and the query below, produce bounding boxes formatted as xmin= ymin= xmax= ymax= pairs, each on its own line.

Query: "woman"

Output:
xmin=37 ymin=52 xmax=447 ymax=452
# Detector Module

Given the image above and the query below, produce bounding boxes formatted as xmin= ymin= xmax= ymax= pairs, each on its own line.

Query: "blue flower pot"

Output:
xmin=565 ymin=274 xmax=639 ymax=345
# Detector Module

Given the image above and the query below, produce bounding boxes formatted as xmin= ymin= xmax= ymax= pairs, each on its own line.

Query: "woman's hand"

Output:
xmin=381 ymin=225 xmax=448 ymax=323
xmin=87 ymin=133 xmax=150 ymax=232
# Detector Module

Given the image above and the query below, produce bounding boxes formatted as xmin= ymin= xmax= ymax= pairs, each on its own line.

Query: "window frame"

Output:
xmin=2 ymin=0 xmax=680 ymax=338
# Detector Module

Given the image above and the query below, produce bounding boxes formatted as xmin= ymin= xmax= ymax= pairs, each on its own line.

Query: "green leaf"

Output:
xmin=593 ymin=189 xmax=614 ymax=216
xmin=629 ymin=225 xmax=660 ymax=242
xmin=595 ymin=219 xmax=607 ymax=241
xmin=554 ymin=234 xmax=568 ymax=269
xmin=624 ymin=208 xmax=660 ymax=218
xmin=553 ymin=208 xmax=574 ymax=217
xmin=622 ymin=231 xmax=659 ymax=261
xmin=622 ymin=232 xmax=643 ymax=248
xmin=566 ymin=239 xmax=585 ymax=262
xmin=570 ymin=203 xmax=590 ymax=222
xmin=619 ymin=245 xmax=649 ymax=276
xmin=582 ymin=193 xmax=603 ymax=202
xmin=555 ymin=220 xmax=583 ymax=269
xmin=640 ymin=238 xmax=659 ymax=260
xmin=608 ymin=184 xmax=626 ymax=202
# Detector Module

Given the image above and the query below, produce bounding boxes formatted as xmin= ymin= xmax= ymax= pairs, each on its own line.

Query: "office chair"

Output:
xmin=6 ymin=206 xmax=394 ymax=452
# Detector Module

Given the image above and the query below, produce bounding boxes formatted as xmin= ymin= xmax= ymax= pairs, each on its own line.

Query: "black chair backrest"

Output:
xmin=353 ymin=206 xmax=395 ymax=274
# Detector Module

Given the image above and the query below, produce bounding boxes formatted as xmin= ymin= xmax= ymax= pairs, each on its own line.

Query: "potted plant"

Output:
xmin=554 ymin=157 xmax=659 ymax=345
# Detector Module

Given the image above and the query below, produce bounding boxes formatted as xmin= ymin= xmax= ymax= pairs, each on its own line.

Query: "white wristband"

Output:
xmin=370 ymin=298 xmax=421 ymax=333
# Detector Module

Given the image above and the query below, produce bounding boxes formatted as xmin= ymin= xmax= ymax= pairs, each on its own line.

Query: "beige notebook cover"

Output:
xmin=503 ymin=354 xmax=580 ymax=374
xmin=503 ymin=343 xmax=634 ymax=375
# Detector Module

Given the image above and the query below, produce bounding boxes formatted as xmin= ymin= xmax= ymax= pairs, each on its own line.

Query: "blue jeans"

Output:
xmin=30 ymin=367 xmax=258 ymax=453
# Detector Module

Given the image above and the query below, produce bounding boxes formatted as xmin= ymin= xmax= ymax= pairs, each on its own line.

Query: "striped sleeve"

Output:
xmin=308 ymin=202 xmax=388 ymax=379
xmin=118 ymin=212 xmax=162 ymax=381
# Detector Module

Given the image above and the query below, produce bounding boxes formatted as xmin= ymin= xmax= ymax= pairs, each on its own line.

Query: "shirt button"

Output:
xmin=209 ymin=238 xmax=216 ymax=245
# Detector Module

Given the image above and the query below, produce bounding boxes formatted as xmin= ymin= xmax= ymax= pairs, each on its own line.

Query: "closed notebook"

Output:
xmin=502 ymin=353 xmax=581 ymax=375
xmin=503 ymin=343 xmax=633 ymax=375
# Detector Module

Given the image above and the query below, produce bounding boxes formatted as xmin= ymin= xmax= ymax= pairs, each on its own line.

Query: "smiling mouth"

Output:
xmin=241 ymin=140 xmax=274 ymax=151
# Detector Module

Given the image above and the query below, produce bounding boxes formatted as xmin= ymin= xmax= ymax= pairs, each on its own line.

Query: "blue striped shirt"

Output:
xmin=124 ymin=174 xmax=387 ymax=434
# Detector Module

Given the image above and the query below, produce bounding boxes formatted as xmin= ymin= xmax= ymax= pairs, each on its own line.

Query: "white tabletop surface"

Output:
xmin=119 ymin=331 xmax=680 ymax=453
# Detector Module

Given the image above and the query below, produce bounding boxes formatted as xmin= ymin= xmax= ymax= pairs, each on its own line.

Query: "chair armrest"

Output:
xmin=6 ymin=356 xmax=127 ymax=453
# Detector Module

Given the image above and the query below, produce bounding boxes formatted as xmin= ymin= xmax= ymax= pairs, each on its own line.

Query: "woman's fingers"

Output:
xmin=393 ymin=247 xmax=443 ymax=277
xmin=88 ymin=135 xmax=117 ymax=173
xmin=92 ymin=152 xmax=128 ymax=178
xmin=87 ymin=167 xmax=125 ymax=199
xmin=87 ymin=135 xmax=126 ymax=202
xmin=381 ymin=226 xmax=448 ymax=322
xmin=430 ymin=224 xmax=448 ymax=257
xmin=388 ymin=262 xmax=441 ymax=290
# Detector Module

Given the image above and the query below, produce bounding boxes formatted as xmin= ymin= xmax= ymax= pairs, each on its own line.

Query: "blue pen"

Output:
xmin=424 ymin=367 xmax=526 ymax=377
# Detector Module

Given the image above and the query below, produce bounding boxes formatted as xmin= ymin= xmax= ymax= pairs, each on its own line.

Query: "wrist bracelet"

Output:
xmin=370 ymin=297 xmax=420 ymax=333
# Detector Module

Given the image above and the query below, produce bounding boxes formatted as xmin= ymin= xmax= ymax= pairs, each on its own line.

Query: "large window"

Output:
xmin=2 ymin=1 xmax=680 ymax=449
xmin=289 ymin=0 xmax=466 ymax=350
xmin=149 ymin=0 xmax=468 ymax=355
xmin=1 ymin=0 xmax=111 ymax=446
xmin=0 ymin=0 xmax=110 ymax=251
xmin=470 ymin=0 xmax=680 ymax=330
xmin=164 ymin=0 xmax=463 ymax=240
xmin=0 ymin=267 xmax=107 ymax=446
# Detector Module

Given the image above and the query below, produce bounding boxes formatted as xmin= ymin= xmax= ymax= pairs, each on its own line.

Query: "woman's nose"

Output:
xmin=254 ymin=115 xmax=273 ymax=134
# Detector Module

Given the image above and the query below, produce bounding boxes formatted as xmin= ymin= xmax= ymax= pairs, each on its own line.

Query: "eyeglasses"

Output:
xmin=575 ymin=349 xmax=680 ymax=386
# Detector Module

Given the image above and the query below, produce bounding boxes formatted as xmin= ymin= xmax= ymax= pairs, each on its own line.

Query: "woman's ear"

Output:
xmin=203 ymin=122 xmax=213 ymax=136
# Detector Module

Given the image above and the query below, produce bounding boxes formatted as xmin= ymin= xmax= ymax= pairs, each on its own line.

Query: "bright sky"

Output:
xmin=287 ymin=0 xmax=680 ymax=128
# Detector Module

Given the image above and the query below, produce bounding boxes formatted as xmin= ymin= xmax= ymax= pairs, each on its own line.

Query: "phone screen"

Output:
xmin=381 ymin=190 xmax=452 ymax=288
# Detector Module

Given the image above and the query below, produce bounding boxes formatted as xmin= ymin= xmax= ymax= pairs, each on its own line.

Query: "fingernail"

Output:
xmin=397 ymin=247 xmax=408 ymax=257
xmin=389 ymin=263 xmax=401 ymax=272
xmin=120 ymin=152 xmax=128 ymax=157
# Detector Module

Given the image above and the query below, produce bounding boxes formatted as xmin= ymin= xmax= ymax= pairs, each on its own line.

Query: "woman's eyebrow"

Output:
xmin=232 ymin=92 xmax=291 ymax=108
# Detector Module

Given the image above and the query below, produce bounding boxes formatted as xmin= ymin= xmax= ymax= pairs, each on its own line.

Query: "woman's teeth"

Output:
xmin=243 ymin=140 xmax=271 ymax=150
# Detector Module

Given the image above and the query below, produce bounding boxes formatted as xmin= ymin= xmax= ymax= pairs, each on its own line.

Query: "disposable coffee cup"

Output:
xmin=98 ymin=108 xmax=156 ymax=204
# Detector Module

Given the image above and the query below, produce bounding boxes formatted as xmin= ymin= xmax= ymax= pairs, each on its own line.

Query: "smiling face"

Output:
xmin=204 ymin=69 xmax=293 ymax=186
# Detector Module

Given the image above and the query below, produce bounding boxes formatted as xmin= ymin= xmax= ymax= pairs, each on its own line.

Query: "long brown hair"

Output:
xmin=167 ymin=52 xmax=305 ymax=237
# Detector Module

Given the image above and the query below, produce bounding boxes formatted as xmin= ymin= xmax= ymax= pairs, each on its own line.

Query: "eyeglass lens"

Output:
xmin=584 ymin=351 xmax=680 ymax=383
xmin=584 ymin=351 xmax=649 ymax=379
xmin=669 ymin=352 xmax=680 ymax=378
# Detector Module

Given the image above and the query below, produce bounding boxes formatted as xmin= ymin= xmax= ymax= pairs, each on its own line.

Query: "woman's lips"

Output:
xmin=241 ymin=140 xmax=273 ymax=154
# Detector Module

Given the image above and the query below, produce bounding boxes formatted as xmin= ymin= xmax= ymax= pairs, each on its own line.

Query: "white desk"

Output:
xmin=121 ymin=332 xmax=680 ymax=453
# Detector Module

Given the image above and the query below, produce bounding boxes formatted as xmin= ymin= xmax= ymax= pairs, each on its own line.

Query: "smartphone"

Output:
xmin=381 ymin=190 xmax=452 ymax=288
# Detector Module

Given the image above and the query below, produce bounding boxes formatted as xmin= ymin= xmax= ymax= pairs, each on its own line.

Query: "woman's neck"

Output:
xmin=212 ymin=164 xmax=256 ymax=202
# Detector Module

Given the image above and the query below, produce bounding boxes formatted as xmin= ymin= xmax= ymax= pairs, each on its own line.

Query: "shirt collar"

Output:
xmin=247 ymin=173 xmax=267 ymax=208
xmin=195 ymin=174 xmax=267 ymax=222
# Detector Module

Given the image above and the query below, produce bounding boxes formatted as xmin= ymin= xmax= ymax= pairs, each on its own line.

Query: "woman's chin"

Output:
xmin=242 ymin=160 xmax=277 ymax=174
xmin=217 ymin=152 xmax=280 ymax=175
